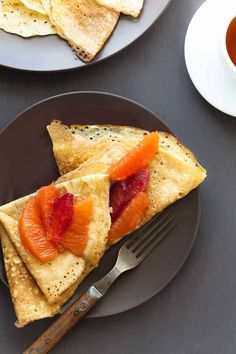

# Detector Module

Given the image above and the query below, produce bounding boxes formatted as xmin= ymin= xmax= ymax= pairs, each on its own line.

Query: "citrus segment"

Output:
xmin=36 ymin=185 xmax=59 ymax=230
xmin=62 ymin=199 xmax=93 ymax=256
xmin=19 ymin=197 xmax=58 ymax=262
xmin=108 ymin=192 xmax=149 ymax=244
xmin=110 ymin=168 xmax=150 ymax=222
xmin=47 ymin=193 xmax=74 ymax=246
xmin=108 ymin=132 xmax=159 ymax=180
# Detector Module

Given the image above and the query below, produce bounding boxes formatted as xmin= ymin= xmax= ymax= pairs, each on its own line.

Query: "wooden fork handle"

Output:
xmin=23 ymin=286 xmax=102 ymax=354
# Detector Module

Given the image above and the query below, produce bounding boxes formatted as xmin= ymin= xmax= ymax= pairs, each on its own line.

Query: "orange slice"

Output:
xmin=108 ymin=132 xmax=159 ymax=180
xmin=62 ymin=199 xmax=93 ymax=256
xmin=108 ymin=192 xmax=149 ymax=244
xmin=36 ymin=185 xmax=59 ymax=230
xmin=19 ymin=197 xmax=58 ymax=262
xmin=47 ymin=193 xmax=74 ymax=247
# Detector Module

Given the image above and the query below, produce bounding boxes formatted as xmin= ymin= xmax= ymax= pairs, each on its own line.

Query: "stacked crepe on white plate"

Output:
xmin=0 ymin=0 xmax=144 ymax=62
xmin=0 ymin=122 xmax=206 ymax=327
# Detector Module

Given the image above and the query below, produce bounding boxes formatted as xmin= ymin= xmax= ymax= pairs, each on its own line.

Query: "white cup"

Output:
xmin=220 ymin=13 xmax=236 ymax=77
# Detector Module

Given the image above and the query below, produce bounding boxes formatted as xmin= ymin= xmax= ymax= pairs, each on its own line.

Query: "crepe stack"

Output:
xmin=0 ymin=174 xmax=111 ymax=327
xmin=0 ymin=0 xmax=145 ymax=62
xmin=0 ymin=122 xmax=206 ymax=327
xmin=48 ymin=122 xmax=207 ymax=233
xmin=0 ymin=1 xmax=55 ymax=37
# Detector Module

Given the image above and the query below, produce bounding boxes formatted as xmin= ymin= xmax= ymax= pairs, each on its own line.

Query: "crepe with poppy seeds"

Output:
xmin=0 ymin=174 xmax=111 ymax=305
xmin=48 ymin=121 xmax=207 ymax=242
xmin=43 ymin=0 xmax=120 ymax=62
xmin=1 ymin=230 xmax=95 ymax=327
xmin=95 ymin=0 xmax=144 ymax=17
xmin=0 ymin=0 xmax=55 ymax=37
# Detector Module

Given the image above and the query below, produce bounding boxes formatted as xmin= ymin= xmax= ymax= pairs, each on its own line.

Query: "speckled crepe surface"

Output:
xmin=0 ymin=0 xmax=55 ymax=37
xmin=95 ymin=0 xmax=144 ymax=17
xmin=46 ymin=0 xmax=119 ymax=61
xmin=0 ymin=175 xmax=110 ymax=326
xmin=49 ymin=121 xmax=206 ymax=238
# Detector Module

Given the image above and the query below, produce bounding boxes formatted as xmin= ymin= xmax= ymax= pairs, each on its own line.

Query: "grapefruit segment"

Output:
xmin=108 ymin=192 xmax=149 ymax=244
xmin=110 ymin=168 xmax=150 ymax=222
xmin=62 ymin=199 xmax=93 ymax=256
xmin=19 ymin=197 xmax=58 ymax=262
xmin=47 ymin=193 xmax=74 ymax=246
xmin=36 ymin=185 xmax=59 ymax=230
xmin=108 ymin=132 xmax=159 ymax=180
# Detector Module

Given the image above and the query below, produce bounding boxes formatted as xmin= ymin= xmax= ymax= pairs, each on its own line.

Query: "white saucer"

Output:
xmin=184 ymin=0 xmax=236 ymax=117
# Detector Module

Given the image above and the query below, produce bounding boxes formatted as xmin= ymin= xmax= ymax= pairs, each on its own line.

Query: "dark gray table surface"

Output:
xmin=1 ymin=0 xmax=236 ymax=353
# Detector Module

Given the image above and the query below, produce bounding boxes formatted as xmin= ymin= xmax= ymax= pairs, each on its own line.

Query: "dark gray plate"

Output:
xmin=0 ymin=92 xmax=200 ymax=318
xmin=0 ymin=0 xmax=171 ymax=72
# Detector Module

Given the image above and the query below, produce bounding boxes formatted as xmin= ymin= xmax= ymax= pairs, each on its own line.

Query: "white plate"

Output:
xmin=184 ymin=0 xmax=236 ymax=117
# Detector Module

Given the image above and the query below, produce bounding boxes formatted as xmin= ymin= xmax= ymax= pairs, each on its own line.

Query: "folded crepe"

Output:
xmin=1 ymin=231 xmax=94 ymax=327
xmin=42 ymin=0 xmax=120 ymax=62
xmin=0 ymin=174 xmax=110 ymax=326
xmin=0 ymin=122 xmax=206 ymax=327
xmin=48 ymin=121 xmax=207 ymax=233
xmin=1 ymin=231 xmax=59 ymax=327
xmin=0 ymin=0 xmax=55 ymax=37
xmin=94 ymin=0 xmax=144 ymax=18
xmin=41 ymin=0 xmax=51 ymax=13
xmin=19 ymin=0 xmax=46 ymax=14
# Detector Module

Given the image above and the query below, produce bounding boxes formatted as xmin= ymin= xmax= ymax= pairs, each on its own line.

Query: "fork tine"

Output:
xmin=126 ymin=211 xmax=171 ymax=249
xmin=137 ymin=221 xmax=177 ymax=260
xmin=130 ymin=214 xmax=174 ymax=253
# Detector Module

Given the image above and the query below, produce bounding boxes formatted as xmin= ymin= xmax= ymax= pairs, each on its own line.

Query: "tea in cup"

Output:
xmin=221 ymin=14 xmax=236 ymax=75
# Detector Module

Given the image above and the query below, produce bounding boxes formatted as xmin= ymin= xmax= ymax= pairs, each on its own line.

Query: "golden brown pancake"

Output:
xmin=43 ymin=0 xmax=120 ymax=62
xmin=0 ymin=121 xmax=206 ymax=327
xmin=47 ymin=121 xmax=147 ymax=175
xmin=0 ymin=0 xmax=55 ymax=37
xmin=95 ymin=0 xmax=144 ymax=17
xmin=1 ymin=230 xmax=95 ymax=327
xmin=0 ymin=174 xmax=110 ymax=304
xmin=48 ymin=121 xmax=206 ymax=241
xmin=0 ymin=230 xmax=60 ymax=327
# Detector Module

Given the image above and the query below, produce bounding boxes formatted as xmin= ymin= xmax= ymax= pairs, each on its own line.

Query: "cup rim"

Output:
xmin=221 ymin=15 xmax=236 ymax=74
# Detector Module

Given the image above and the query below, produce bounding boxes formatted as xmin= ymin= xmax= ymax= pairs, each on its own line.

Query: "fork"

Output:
xmin=24 ymin=211 xmax=176 ymax=354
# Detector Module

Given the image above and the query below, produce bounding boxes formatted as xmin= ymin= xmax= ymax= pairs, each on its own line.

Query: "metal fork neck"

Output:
xmin=93 ymin=265 xmax=121 ymax=296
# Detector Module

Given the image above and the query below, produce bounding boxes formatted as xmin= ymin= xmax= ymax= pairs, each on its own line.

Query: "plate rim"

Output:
xmin=0 ymin=91 xmax=201 ymax=319
xmin=0 ymin=90 xmax=175 ymax=136
xmin=0 ymin=0 xmax=172 ymax=73
xmin=184 ymin=0 xmax=236 ymax=117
